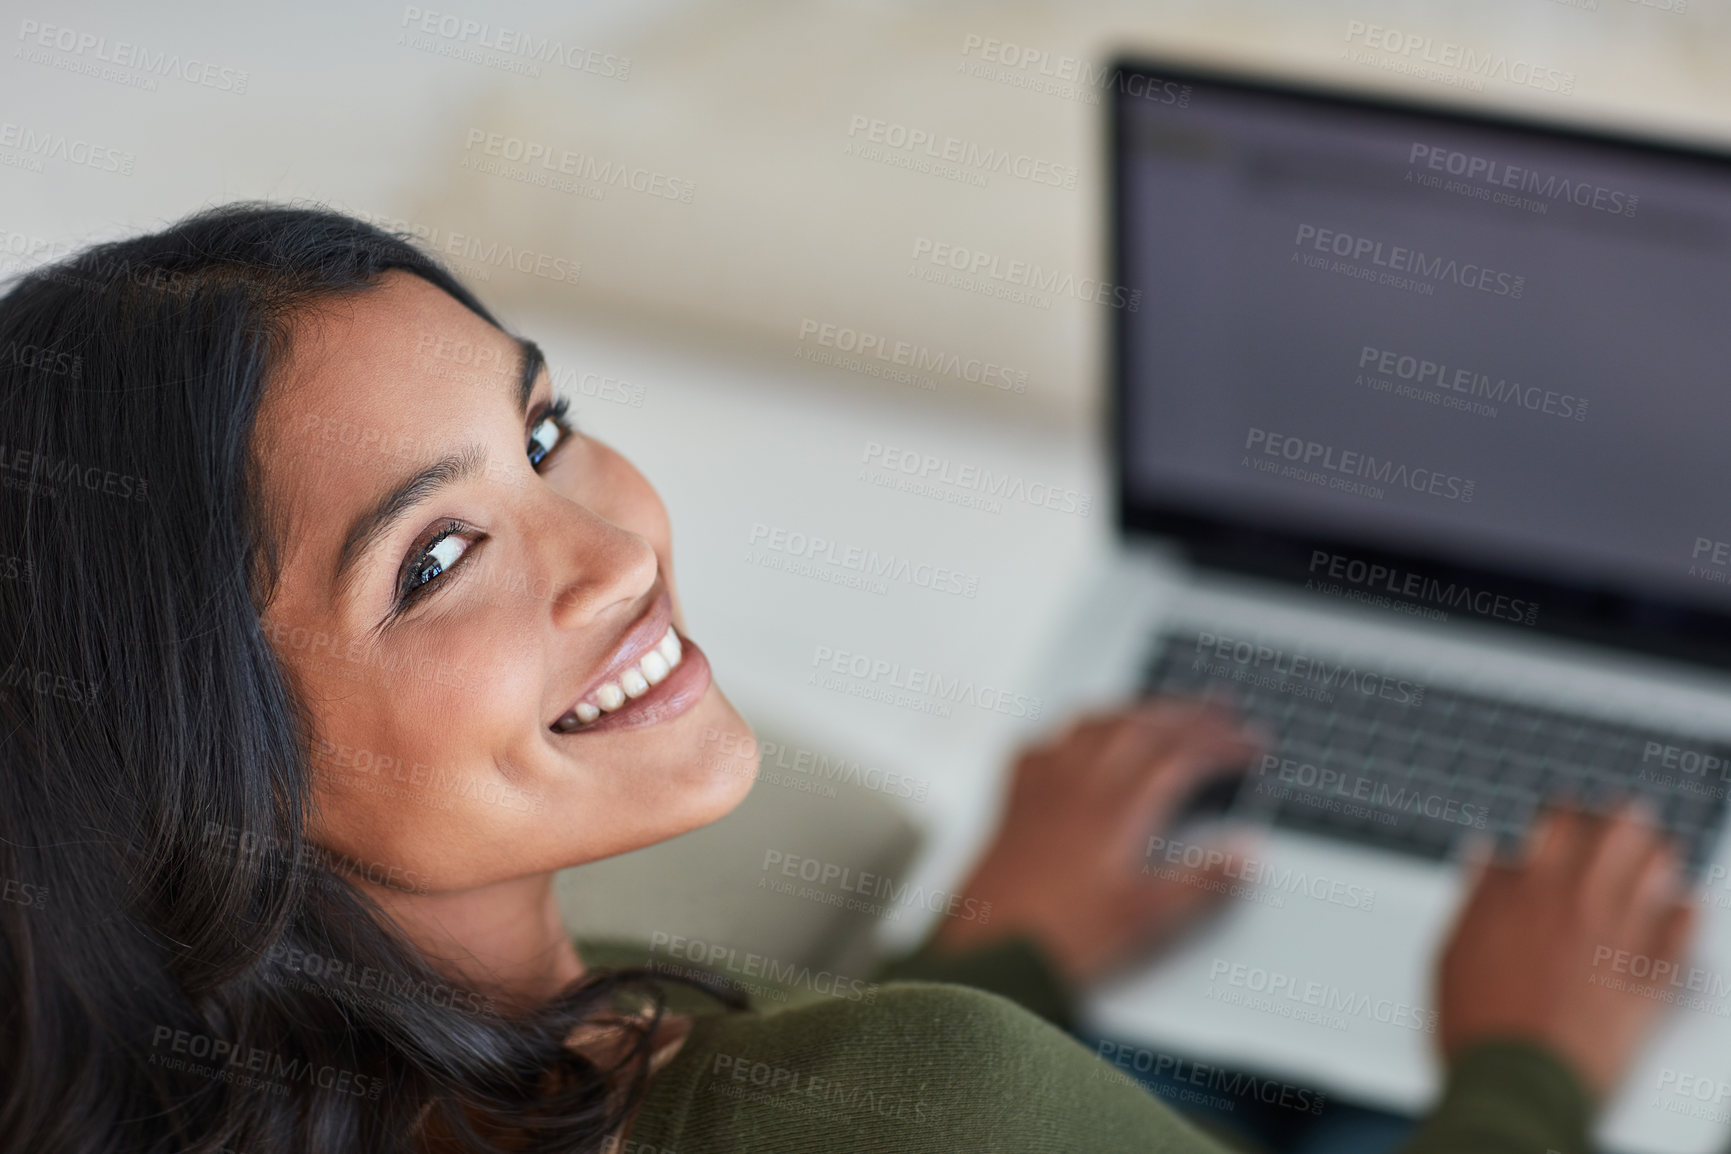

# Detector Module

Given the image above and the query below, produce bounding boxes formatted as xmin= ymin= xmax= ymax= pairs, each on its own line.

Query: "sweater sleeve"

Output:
xmin=585 ymin=935 xmax=1595 ymax=1153
xmin=625 ymin=982 xmax=1242 ymax=1154
xmin=869 ymin=934 xmax=1078 ymax=1031
xmin=1393 ymin=1038 xmax=1595 ymax=1154
xmin=870 ymin=941 xmax=1597 ymax=1154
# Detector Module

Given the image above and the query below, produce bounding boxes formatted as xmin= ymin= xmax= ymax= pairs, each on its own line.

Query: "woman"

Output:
xmin=0 ymin=204 xmax=1695 ymax=1153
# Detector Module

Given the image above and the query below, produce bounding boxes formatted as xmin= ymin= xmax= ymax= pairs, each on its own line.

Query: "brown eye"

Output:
xmin=399 ymin=523 xmax=475 ymax=605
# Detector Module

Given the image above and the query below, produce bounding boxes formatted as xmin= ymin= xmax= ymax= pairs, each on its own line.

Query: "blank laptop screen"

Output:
xmin=1115 ymin=64 xmax=1731 ymax=636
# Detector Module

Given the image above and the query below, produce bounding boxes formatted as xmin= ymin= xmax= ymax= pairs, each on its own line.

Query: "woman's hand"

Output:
xmin=930 ymin=699 xmax=1264 ymax=987
xmin=1435 ymin=803 xmax=1698 ymax=1099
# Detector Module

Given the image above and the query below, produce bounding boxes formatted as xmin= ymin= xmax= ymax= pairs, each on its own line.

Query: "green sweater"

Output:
xmin=584 ymin=937 xmax=1593 ymax=1154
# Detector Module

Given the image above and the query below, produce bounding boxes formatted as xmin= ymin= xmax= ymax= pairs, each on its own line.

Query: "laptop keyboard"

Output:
xmin=1142 ymin=629 xmax=1731 ymax=878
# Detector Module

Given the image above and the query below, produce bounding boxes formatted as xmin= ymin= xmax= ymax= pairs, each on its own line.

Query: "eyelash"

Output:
xmin=527 ymin=397 xmax=572 ymax=469
xmin=393 ymin=398 xmax=576 ymax=610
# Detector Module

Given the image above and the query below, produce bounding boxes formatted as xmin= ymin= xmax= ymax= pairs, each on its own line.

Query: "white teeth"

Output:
xmin=560 ymin=628 xmax=688 ymax=729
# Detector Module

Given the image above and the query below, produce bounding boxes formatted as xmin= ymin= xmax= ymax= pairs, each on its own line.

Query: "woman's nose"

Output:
xmin=545 ymin=508 xmax=661 ymax=632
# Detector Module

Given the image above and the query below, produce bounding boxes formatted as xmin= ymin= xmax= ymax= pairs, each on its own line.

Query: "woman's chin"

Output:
xmin=537 ymin=686 xmax=758 ymax=864
xmin=679 ymin=688 xmax=758 ymax=816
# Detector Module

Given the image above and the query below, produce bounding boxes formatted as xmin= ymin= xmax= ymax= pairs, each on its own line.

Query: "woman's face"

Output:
xmin=252 ymin=271 xmax=755 ymax=894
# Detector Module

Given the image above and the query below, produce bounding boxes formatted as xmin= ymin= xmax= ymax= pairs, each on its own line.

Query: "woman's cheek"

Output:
xmin=435 ymin=614 xmax=544 ymax=710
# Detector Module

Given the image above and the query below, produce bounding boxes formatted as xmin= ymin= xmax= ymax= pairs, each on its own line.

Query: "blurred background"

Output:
xmin=5 ymin=0 xmax=1731 ymax=1043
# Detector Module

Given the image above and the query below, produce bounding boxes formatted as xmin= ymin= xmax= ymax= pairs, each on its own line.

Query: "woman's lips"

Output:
xmin=549 ymin=590 xmax=674 ymax=724
xmin=549 ymin=630 xmax=712 ymax=735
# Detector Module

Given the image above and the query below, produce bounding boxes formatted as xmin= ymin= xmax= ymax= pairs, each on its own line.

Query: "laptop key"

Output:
xmin=1142 ymin=629 xmax=1731 ymax=879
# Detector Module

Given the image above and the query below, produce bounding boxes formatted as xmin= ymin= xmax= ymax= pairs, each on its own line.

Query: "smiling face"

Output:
xmin=251 ymin=270 xmax=755 ymax=897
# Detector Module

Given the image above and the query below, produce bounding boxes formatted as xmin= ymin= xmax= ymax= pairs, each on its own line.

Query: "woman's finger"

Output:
xmin=1529 ymin=804 xmax=1596 ymax=880
xmin=1122 ymin=728 xmax=1263 ymax=837
xmin=1580 ymin=800 xmax=1666 ymax=912
xmin=1619 ymin=838 xmax=1684 ymax=941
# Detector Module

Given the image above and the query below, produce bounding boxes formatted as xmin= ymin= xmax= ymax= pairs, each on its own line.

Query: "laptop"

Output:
xmin=1037 ymin=58 xmax=1731 ymax=1154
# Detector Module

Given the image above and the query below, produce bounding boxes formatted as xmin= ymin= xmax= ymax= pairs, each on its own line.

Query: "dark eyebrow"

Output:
xmin=515 ymin=337 xmax=545 ymax=414
xmin=332 ymin=445 xmax=488 ymax=604
xmin=328 ymin=335 xmax=545 ymax=606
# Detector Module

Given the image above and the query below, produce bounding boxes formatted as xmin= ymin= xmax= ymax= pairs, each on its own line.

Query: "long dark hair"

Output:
xmin=0 ymin=204 xmax=741 ymax=1153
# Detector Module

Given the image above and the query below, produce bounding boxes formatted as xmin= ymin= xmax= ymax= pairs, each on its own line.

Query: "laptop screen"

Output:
xmin=1111 ymin=60 xmax=1731 ymax=666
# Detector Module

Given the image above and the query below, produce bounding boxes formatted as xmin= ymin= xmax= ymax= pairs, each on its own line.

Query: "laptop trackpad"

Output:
xmin=1081 ymin=828 xmax=1731 ymax=1154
